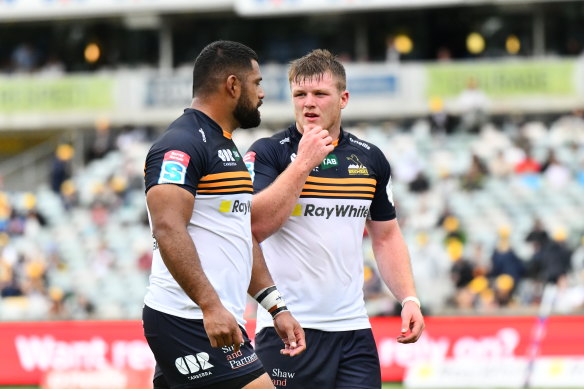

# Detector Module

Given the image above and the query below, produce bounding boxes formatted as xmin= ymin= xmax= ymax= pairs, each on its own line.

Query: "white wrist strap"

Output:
xmin=254 ymin=285 xmax=288 ymax=318
xmin=401 ymin=296 xmax=421 ymax=309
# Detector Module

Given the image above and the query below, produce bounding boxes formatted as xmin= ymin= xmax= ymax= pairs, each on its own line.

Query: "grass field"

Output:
xmin=0 ymin=385 xmax=563 ymax=389
xmin=0 ymin=383 xmax=402 ymax=388
xmin=0 ymin=385 xmax=407 ymax=389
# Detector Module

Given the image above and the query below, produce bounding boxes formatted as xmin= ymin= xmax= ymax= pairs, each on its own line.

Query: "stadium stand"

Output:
xmin=1 ymin=0 xmax=584 ymax=322
xmin=1 ymin=116 xmax=583 ymax=320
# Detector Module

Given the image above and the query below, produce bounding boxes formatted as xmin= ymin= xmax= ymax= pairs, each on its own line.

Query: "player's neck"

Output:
xmin=191 ymin=98 xmax=237 ymax=134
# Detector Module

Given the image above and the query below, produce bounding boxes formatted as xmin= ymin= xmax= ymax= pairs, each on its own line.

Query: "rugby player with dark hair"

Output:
xmin=143 ymin=41 xmax=305 ymax=389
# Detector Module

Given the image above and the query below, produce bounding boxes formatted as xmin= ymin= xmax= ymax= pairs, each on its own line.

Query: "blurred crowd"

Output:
xmin=1 ymin=110 xmax=584 ymax=321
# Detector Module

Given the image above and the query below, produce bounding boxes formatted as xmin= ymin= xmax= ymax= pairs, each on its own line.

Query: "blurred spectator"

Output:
xmin=50 ymin=144 xmax=74 ymax=194
xmin=87 ymin=119 xmax=114 ymax=162
xmin=362 ymin=263 xmax=395 ymax=316
xmin=11 ymin=42 xmax=39 ymax=72
xmin=448 ymin=239 xmax=474 ymax=289
xmin=461 ymin=153 xmax=488 ymax=190
xmin=550 ymin=108 xmax=584 ymax=146
xmin=571 ymin=236 xmax=584 ymax=283
xmin=488 ymin=150 xmax=513 ymax=179
xmin=514 ymin=147 xmax=541 ymax=174
xmin=436 ymin=204 xmax=455 ymax=227
xmin=436 ymin=46 xmax=452 ymax=62
xmin=525 ymin=217 xmax=550 ymax=249
xmin=456 ymin=77 xmax=489 ymax=133
xmin=60 ymin=180 xmax=79 ymax=210
xmin=489 ymin=227 xmax=526 ymax=290
xmin=410 ymin=232 xmax=451 ymax=314
xmin=385 ymin=35 xmax=400 ymax=63
xmin=493 ymin=274 xmax=516 ymax=307
xmin=428 ymin=97 xmax=455 ymax=135
xmin=408 ymin=200 xmax=439 ymax=231
xmin=541 ymin=149 xmax=571 ymax=188
xmin=530 ymin=228 xmax=573 ymax=284
xmin=442 ymin=215 xmax=467 ymax=245
xmin=91 ymin=240 xmax=115 ymax=279
xmin=69 ymin=294 xmax=96 ymax=320
xmin=554 ymin=274 xmax=584 ymax=314
xmin=393 ymin=148 xmax=424 ymax=184
xmin=408 ymin=171 xmax=431 ymax=193
xmin=40 ymin=54 xmax=65 ymax=76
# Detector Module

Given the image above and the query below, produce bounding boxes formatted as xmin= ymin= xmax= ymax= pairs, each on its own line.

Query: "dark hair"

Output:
xmin=192 ymin=41 xmax=259 ymax=98
xmin=288 ymin=49 xmax=346 ymax=91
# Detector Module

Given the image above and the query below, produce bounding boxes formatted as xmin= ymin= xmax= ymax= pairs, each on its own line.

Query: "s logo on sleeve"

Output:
xmin=243 ymin=151 xmax=256 ymax=182
xmin=158 ymin=150 xmax=191 ymax=184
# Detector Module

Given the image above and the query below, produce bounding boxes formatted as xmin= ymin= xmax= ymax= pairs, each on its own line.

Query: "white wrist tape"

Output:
xmin=401 ymin=296 xmax=421 ymax=309
xmin=254 ymin=285 xmax=288 ymax=318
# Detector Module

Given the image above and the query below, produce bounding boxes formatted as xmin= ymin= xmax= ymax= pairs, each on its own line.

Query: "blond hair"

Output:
xmin=288 ymin=49 xmax=346 ymax=91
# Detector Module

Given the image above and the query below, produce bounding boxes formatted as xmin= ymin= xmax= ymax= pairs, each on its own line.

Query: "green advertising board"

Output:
xmin=0 ymin=76 xmax=114 ymax=113
xmin=427 ymin=60 xmax=575 ymax=98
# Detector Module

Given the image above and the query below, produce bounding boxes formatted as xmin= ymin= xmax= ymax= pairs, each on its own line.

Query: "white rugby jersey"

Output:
xmin=144 ymin=109 xmax=253 ymax=326
xmin=245 ymin=125 xmax=396 ymax=332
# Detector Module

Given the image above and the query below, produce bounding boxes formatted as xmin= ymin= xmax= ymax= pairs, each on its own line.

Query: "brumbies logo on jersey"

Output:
xmin=347 ymin=154 xmax=369 ymax=175
xmin=158 ymin=150 xmax=190 ymax=184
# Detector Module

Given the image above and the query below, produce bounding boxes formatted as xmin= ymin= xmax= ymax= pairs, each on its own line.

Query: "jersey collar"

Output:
xmin=184 ymin=108 xmax=227 ymax=138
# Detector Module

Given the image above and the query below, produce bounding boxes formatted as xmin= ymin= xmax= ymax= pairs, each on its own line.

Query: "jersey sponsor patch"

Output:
xmin=346 ymin=154 xmax=369 ymax=175
xmin=244 ymin=151 xmax=256 ymax=181
xmin=158 ymin=150 xmax=190 ymax=184
xmin=320 ymin=154 xmax=338 ymax=170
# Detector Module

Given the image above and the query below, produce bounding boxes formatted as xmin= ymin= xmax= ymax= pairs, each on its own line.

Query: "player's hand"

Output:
xmin=296 ymin=124 xmax=334 ymax=171
xmin=397 ymin=301 xmax=425 ymax=344
xmin=273 ymin=311 xmax=306 ymax=357
xmin=202 ymin=305 xmax=244 ymax=352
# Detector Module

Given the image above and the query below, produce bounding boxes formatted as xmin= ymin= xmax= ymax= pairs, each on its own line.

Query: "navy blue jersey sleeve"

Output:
xmin=144 ymin=127 xmax=206 ymax=197
xmin=369 ymin=146 xmax=397 ymax=221
xmin=245 ymin=138 xmax=283 ymax=193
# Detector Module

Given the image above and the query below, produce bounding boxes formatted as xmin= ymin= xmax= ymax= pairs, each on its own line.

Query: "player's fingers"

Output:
xmin=233 ymin=328 xmax=244 ymax=352
xmin=208 ymin=334 xmax=218 ymax=348
xmin=409 ymin=320 xmax=425 ymax=341
xmin=401 ymin=317 xmax=410 ymax=334
xmin=289 ymin=328 xmax=306 ymax=356
xmin=284 ymin=328 xmax=297 ymax=349
xmin=219 ymin=333 xmax=232 ymax=348
xmin=397 ymin=331 xmax=417 ymax=344
xmin=303 ymin=124 xmax=320 ymax=134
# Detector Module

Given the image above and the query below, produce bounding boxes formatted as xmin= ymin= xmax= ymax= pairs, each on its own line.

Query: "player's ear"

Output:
xmin=226 ymin=75 xmax=240 ymax=99
xmin=340 ymin=90 xmax=349 ymax=109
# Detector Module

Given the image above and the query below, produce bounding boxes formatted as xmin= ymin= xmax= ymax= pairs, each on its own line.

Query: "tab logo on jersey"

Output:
xmin=243 ymin=151 xmax=256 ymax=181
xmin=347 ymin=154 xmax=369 ymax=175
xmin=320 ymin=154 xmax=338 ymax=170
xmin=158 ymin=150 xmax=190 ymax=184
xmin=291 ymin=203 xmax=369 ymax=219
xmin=219 ymin=200 xmax=251 ymax=215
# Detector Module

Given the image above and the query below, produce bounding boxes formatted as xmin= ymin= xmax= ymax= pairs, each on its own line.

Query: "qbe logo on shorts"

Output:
xmin=175 ymin=352 xmax=214 ymax=380
xmin=159 ymin=150 xmax=190 ymax=185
